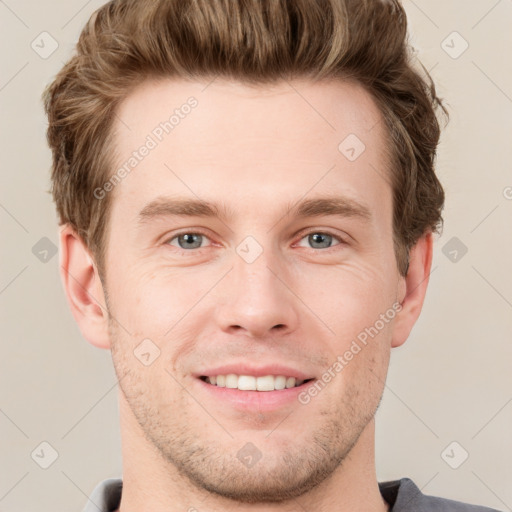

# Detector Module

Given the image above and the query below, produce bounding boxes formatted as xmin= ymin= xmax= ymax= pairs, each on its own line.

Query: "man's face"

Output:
xmin=104 ymin=78 xmax=403 ymax=501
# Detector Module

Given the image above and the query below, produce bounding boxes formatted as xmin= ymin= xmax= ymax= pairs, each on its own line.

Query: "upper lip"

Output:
xmin=193 ymin=363 xmax=315 ymax=380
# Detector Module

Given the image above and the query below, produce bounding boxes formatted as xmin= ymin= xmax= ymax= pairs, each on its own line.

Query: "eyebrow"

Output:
xmin=137 ymin=195 xmax=371 ymax=224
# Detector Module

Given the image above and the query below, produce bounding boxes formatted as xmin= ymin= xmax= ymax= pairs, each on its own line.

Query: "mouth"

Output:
xmin=198 ymin=374 xmax=315 ymax=391
xmin=195 ymin=374 xmax=317 ymax=412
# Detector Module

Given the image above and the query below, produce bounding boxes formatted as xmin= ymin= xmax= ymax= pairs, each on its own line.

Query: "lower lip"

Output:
xmin=195 ymin=378 xmax=316 ymax=411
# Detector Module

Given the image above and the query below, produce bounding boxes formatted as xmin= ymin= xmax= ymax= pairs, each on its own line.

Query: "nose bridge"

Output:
xmin=214 ymin=239 xmax=299 ymax=338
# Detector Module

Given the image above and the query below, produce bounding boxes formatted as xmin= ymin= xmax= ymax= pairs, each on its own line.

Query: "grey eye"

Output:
xmin=297 ymin=232 xmax=341 ymax=250
xmin=169 ymin=233 xmax=207 ymax=250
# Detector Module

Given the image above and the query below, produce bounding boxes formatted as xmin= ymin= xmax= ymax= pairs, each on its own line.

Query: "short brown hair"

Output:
xmin=43 ymin=0 xmax=447 ymax=278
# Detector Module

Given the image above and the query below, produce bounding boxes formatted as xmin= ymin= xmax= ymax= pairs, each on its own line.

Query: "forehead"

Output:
xmin=114 ymin=77 xmax=385 ymax=147
xmin=109 ymin=77 xmax=391 ymax=223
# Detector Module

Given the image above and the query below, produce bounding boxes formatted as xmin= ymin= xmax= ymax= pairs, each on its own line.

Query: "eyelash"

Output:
xmin=163 ymin=229 xmax=347 ymax=254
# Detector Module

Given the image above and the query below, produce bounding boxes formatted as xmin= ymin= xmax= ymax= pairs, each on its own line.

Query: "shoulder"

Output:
xmin=379 ymin=478 xmax=504 ymax=512
xmin=82 ymin=478 xmax=123 ymax=512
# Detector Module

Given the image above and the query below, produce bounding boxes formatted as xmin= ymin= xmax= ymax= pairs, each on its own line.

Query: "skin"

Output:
xmin=60 ymin=78 xmax=433 ymax=512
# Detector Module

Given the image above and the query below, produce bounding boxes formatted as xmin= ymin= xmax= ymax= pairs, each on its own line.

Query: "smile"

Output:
xmin=199 ymin=374 xmax=315 ymax=391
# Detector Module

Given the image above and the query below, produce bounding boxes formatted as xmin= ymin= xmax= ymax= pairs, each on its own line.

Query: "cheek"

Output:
xmin=107 ymin=263 xmax=177 ymax=336
xmin=300 ymin=261 xmax=395 ymax=328
xmin=108 ymin=259 xmax=227 ymax=346
xmin=294 ymin=261 xmax=397 ymax=381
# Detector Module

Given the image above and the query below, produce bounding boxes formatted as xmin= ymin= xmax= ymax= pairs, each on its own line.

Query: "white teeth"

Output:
xmin=225 ymin=374 xmax=238 ymax=388
xmin=256 ymin=375 xmax=275 ymax=391
xmin=237 ymin=375 xmax=256 ymax=390
xmin=285 ymin=377 xmax=296 ymax=389
xmin=274 ymin=375 xmax=287 ymax=390
xmin=203 ymin=374 xmax=309 ymax=391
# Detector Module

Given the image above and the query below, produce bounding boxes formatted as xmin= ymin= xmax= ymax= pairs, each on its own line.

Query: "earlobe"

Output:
xmin=391 ymin=231 xmax=434 ymax=348
xmin=59 ymin=224 xmax=111 ymax=349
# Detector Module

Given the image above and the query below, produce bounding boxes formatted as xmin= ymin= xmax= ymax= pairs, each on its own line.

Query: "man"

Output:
xmin=43 ymin=0 xmax=502 ymax=510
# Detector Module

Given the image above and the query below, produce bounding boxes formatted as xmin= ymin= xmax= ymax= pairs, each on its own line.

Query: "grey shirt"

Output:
xmin=82 ymin=477 xmax=503 ymax=511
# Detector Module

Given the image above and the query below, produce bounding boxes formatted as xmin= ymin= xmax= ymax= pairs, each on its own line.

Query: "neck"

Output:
xmin=116 ymin=392 xmax=389 ymax=512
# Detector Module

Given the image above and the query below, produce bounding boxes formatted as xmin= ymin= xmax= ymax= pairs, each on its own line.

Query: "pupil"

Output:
xmin=180 ymin=234 xmax=201 ymax=249
xmin=310 ymin=233 xmax=330 ymax=248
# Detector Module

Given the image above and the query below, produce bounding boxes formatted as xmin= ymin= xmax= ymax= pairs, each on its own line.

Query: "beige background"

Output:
xmin=1 ymin=1 xmax=511 ymax=510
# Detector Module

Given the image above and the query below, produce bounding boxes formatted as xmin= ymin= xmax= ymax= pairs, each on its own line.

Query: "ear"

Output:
xmin=391 ymin=231 xmax=433 ymax=348
xmin=59 ymin=224 xmax=111 ymax=349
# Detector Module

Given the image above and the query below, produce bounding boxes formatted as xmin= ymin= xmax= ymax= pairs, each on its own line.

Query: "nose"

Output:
xmin=213 ymin=248 xmax=300 ymax=339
